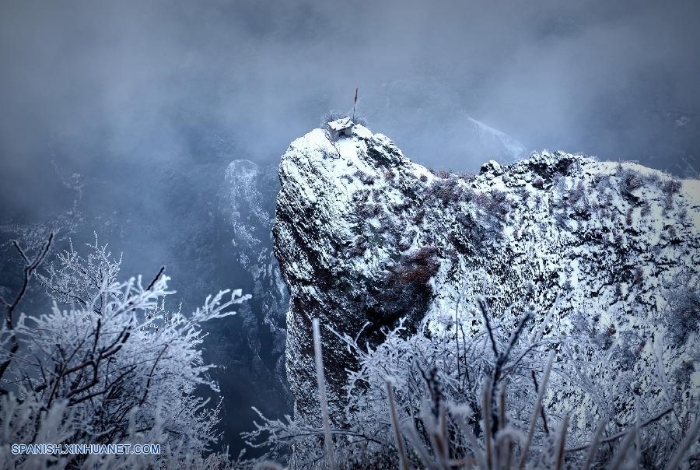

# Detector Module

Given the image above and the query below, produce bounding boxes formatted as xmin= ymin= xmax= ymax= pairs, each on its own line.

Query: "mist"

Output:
xmin=1 ymin=0 xmax=699 ymax=456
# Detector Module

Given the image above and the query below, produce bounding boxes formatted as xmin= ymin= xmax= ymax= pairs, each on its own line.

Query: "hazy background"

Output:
xmin=1 ymin=0 xmax=699 ymax=455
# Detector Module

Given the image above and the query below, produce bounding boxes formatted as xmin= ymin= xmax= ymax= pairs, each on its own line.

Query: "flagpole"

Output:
xmin=352 ymin=87 xmax=358 ymax=123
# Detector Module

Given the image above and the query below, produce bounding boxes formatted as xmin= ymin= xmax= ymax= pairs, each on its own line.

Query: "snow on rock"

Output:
xmin=273 ymin=120 xmax=700 ymax=428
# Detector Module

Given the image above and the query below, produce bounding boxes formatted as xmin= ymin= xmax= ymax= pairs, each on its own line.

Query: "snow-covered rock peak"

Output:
xmin=273 ymin=122 xmax=700 ymax=427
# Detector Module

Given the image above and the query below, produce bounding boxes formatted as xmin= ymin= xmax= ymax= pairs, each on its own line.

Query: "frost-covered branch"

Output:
xmin=244 ymin=288 xmax=697 ymax=469
xmin=0 ymin=234 xmax=249 ymax=468
xmin=0 ymin=233 xmax=54 ymax=385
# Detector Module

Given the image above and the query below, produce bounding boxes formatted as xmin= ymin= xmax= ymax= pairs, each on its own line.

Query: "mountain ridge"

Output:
xmin=272 ymin=120 xmax=700 ymax=431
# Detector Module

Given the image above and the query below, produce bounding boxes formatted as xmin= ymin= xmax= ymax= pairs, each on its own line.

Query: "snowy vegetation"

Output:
xmin=244 ymin=294 xmax=700 ymax=469
xmin=0 ymin=234 xmax=249 ymax=469
xmin=2 ymin=230 xmax=696 ymax=469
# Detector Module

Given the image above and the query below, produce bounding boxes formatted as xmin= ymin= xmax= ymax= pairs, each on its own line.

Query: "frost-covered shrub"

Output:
xmin=661 ymin=179 xmax=682 ymax=196
xmin=391 ymin=247 xmax=440 ymax=286
xmin=244 ymin=293 xmax=700 ymax=469
xmin=619 ymin=168 xmax=645 ymax=202
xmin=473 ymin=190 xmax=510 ymax=221
xmin=662 ymin=178 xmax=682 ymax=212
xmin=666 ymin=287 xmax=700 ymax=344
xmin=428 ymin=178 xmax=462 ymax=206
xmin=413 ymin=209 xmax=426 ymax=225
xmin=353 ymin=170 xmax=375 ymax=186
xmin=0 ymin=235 xmax=249 ymax=469
xmin=428 ymin=168 xmax=451 ymax=179
xmin=348 ymin=235 xmax=368 ymax=258
xmin=351 ymin=188 xmax=371 ymax=205
xmin=569 ymin=181 xmax=591 ymax=216
xmin=357 ymin=202 xmax=380 ymax=219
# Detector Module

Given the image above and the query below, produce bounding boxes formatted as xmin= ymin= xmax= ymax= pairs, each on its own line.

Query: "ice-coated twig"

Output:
xmin=518 ymin=351 xmax=554 ymax=469
xmin=313 ymin=318 xmax=337 ymax=470
xmin=386 ymin=379 xmax=410 ymax=470
xmin=553 ymin=414 xmax=569 ymax=470
xmin=565 ymin=407 xmax=673 ymax=453
xmin=581 ymin=420 xmax=606 ymax=470
xmin=664 ymin=415 xmax=700 ymax=470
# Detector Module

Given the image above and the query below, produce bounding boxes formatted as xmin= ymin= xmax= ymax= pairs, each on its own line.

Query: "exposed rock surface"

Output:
xmin=272 ymin=121 xmax=700 ymax=426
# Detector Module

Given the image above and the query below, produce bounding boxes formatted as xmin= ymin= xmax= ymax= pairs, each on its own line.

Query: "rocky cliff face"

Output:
xmin=273 ymin=121 xmax=700 ymax=426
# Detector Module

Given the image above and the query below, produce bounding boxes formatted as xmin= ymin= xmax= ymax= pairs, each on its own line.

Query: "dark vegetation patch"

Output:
xmin=426 ymin=177 xmax=461 ymax=206
xmin=413 ymin=209 xmax=425 ymax=225
xmin=352 ymin=189 xmax=371 ymax=204
xmin=527 ymin=153 xmax=578 ymax=181
xmin=453 ymin=209 xmax=499 ymax=255
xmin=472 ymin=190 xmax=511 ymax=224
xmin=366 ymin=142 xmax=401 ymax=167
xmin=619 ymin=168 xmax=645 ymax=203
xmin=357 ymin=247 xmax=440 ymax=345
xmin=662 ymin=178 xmax=682 ymax=212
xmin=429 ymin=167 xmax=451 ymax=179
xmin=354 ymin=170 xmax=375 ymax=185
xmin=551 ymin=177 xmax=594 ymax=222
xmin=392 ymin=247 xmax=440 ymax=285
xmin=665 ymin=286 xmax=700 ymax=345
xmin=348 ymin=234 xmax=368 ymax=257
xmin=357 ymin=202 xmax=381 ymax=219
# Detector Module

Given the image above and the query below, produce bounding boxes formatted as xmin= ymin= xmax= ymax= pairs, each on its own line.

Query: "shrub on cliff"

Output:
xmin=371 ymin=247 xmax=440 ymax=332
xmin=666 ymin=285 xmax=700 ymax=345
xmin=244 ymin=294 xmax=699 ymax=469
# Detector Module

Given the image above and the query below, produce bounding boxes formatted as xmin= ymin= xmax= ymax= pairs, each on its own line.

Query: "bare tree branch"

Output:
xmin=565 ymin=407 xmax=674 ymax=453
xmin=0 ymin=233 xmax=54 ymax=384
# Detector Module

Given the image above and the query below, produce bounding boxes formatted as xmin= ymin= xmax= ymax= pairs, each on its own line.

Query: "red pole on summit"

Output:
xmin=352 ymin=88 xmax=358 ymax=123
